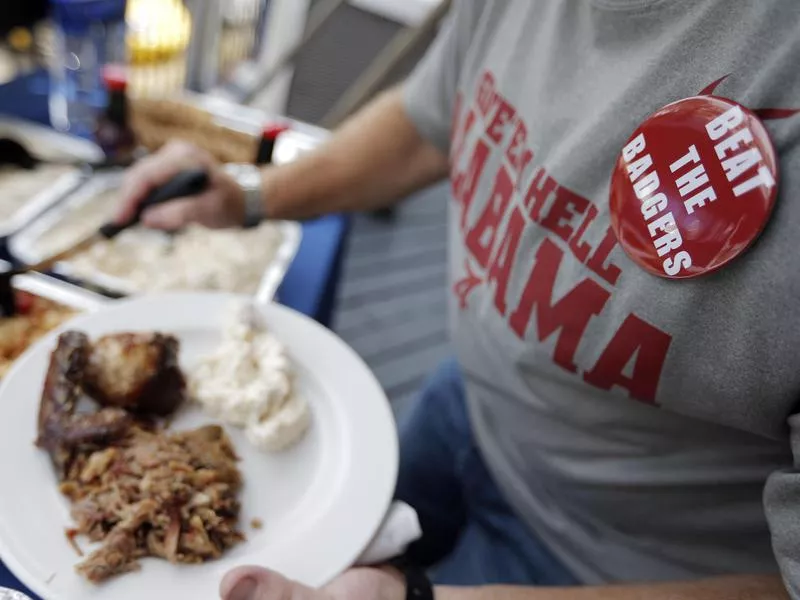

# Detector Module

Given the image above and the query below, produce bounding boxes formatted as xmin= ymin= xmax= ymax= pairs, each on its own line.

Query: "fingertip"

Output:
xmin=140 ymin=197 xmax=196 ymax=230
xmin=115 ymin=178 xmax=152 ymax=224
xmin=113 ymin=197 xmax=140 ymax=226
xmin=220 ymin=566 xmax=253 ymax=597
xmin=111 ymin=207 xmax=129 ymax=225
xmin=220 ymin=566 xmax=278 ymax=600
xmin=139 ymin=206 xmax=174 ymax=230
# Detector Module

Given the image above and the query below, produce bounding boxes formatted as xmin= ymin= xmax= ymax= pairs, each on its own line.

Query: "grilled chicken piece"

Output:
xmin=36 ymin=332 xmax=133 ymax=479
xmin=84 ymin=333 xmax=186 ymax=416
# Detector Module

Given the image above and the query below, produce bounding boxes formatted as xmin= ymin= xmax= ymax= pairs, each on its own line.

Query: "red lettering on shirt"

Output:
xmin=453 ymin=138 xmax=491 ymax=230
xmin=523 ymin=168 xmax=558 ymax=222
xmin=583 ymin=315 xmax=672 ymax=404
xmin=466 ymin=166 xmax=515 ymax=268
xmin=454 ymin=260 xmax=483 ymax=310
xmin=586 ymin=227 xmax=622 ymax=286
xmin=568 ymin=204 xmax=599 ymax=263
xmin=509 ymin=239 xmax=611 ymax=373
xmin=476 ymin=71 xmax=497 ymax=117
xmin=487 ymin=205 xmax=526 ymax=315
xmin=506 ymin=119 xmax=534 ymax=182
xmin=452 ymin=109 xmax=476 ymax=168
xmin=540 ymin=186 xmax=590 ymax=243
xmin=450 ymin=69 xmax=673 ymax=406
xmin=487 ymin=98 xmax=516 ymax=144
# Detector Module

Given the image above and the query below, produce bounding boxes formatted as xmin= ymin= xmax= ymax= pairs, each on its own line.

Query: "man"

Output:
xmin=119 ymin=1 xmax=800 ymax=599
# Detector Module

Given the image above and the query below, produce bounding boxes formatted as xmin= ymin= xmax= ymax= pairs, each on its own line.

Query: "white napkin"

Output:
xmin=0 ymin=589 xmax=33 ymax=600
xmin=355 ymin=501 xmax=422 ymax=565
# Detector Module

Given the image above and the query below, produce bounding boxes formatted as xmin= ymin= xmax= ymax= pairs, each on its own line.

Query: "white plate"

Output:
xmin=0 ymin=260 xmax=108 ymax=313
xmin=0 ymin=293 xmax=398 ymax=600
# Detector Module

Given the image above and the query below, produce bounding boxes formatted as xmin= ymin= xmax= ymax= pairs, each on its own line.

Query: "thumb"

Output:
xmin=221 ymin=566 xmax=326 ymax=600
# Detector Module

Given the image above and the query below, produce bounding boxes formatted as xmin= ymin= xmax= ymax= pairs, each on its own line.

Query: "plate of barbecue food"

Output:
xmin=0 ymin=292 xmax=398 ymax=600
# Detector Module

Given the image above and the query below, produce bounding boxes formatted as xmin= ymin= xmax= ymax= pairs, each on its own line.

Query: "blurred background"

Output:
xmin=0 ymin=0 xmax=451 ymax=418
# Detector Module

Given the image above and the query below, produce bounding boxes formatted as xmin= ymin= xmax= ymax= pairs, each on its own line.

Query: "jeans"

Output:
xmin=395 ymin=358 xmax=578 ymax=587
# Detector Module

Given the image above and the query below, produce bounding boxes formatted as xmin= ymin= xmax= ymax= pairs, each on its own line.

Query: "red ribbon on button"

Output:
xmin=609 ymin=95 xmax=779 ymax=279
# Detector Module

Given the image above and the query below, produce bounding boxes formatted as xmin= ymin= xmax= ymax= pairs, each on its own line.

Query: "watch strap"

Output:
xmin=222 ymin=163 xmax=265 ymax=228
xmin=242 ymin=186 xmax=264 ymax=228
xmin=387 ymin=558 xmax=434 ymax=600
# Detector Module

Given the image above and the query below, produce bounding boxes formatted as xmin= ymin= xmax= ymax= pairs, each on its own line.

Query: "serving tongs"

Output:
xmin=0 ymin=168 xmax=210 ymax=317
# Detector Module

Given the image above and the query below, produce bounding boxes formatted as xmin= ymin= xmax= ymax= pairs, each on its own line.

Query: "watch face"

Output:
xmin=225 ymin=164 xmax=262 ymax=189
xmin=242 ymin=170 xmax=263 ymax=189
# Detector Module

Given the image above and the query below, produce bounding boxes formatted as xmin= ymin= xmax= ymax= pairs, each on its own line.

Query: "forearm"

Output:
xmin=437 ymin=575 xmax=788 ymax=600
xmin=262 ymin=85 xmax=449 ymax=220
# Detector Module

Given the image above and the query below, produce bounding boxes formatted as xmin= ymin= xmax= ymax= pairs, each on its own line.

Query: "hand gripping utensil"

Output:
xmin=0 ymin=168 xmax=209 ymax=317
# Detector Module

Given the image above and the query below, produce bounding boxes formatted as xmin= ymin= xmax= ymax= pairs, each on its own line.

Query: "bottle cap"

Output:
xmin=255 ymin=123 xmax=291 ymax=164
xmin=102 ymin=64 xmax=128 ymax=92
xmin=262 ymin=122 xmax=291 ymax=141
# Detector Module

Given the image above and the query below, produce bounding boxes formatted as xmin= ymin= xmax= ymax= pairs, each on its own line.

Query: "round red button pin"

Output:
xmin=609 ymin=95 xmax=779 ymax=279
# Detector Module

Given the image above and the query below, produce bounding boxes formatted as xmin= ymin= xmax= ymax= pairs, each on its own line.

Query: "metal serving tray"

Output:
xmin=0 ymin=169 xmax=85 ymax=239
xmin=0 ymin=117 xmax=103 ymax=164
xmin=189 ymin=92 xmax=330 ymax=143
xmin=8 ymin=171 xmax=302 ymax=303
xmin=0 ymin=117 xmax=100 ymax=238
xmin=186 ymin=92 xmax=330 ymax=165
xmin=0 ymin=260 xmax=108 ymax=313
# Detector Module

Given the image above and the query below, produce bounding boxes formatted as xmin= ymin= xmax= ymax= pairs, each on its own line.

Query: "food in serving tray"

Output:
xmin=130 ymin=97 xmax=259 ymax=164
xmin=191 ymin=304 xmax=311 ymax=452
xmin=0 ymin=163 xmax=75 ymax=222
xmin=33 ymin=186 xmax=285 ymax=294
xmin=0 ymin=291 xmax=75 ymax=379
xmin=36 ymin=330 xmax=244 ymax=583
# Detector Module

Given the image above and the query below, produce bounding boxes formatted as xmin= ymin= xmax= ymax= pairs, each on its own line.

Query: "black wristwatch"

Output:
xmin=387 ymin=557 xmax=434 ymax=600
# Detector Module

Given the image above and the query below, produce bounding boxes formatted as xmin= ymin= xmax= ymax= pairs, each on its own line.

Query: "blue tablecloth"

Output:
xmin=0 ymin=71 xmax=348 ymax=598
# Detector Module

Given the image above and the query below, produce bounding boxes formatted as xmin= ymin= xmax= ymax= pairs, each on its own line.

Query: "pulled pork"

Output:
xmin=60 ymin=424 xmax=243 ymax=583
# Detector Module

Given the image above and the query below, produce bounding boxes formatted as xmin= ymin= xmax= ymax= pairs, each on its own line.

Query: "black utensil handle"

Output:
xmin=137 ymin=168 xmax=210 ymax=216
xmin=97 ymin=221 xmax=128 ymax=239
xmin=0 ymin=137 xmax=40 ymax=170
xmin=100 ymin=168 xmax=210 ymax=239
xmin=0 ymin=274 xmax=16 ymax=318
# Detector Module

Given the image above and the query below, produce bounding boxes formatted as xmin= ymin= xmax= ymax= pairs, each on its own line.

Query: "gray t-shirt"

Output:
xmin=403 ymin=0 xmax=800 ymax=593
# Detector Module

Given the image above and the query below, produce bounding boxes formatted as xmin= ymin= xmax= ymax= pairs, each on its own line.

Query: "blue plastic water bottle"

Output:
xmin=49 ymin=0 xmax=128 ymax=137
